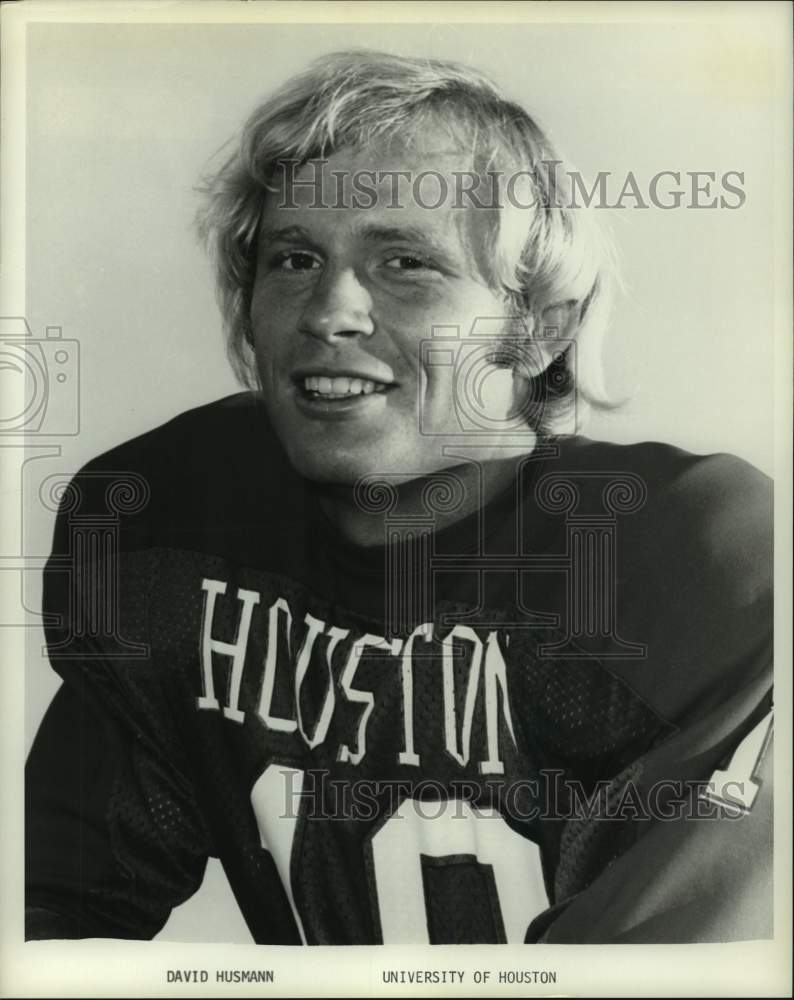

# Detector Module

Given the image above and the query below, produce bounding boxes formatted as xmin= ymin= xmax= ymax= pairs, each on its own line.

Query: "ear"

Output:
xmin=523 ymin=300 xmax=580 ymax=376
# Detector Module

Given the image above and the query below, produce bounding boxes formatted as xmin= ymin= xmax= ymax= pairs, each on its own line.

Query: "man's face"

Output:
xmin=250 ymin=140 xmax=526 ymax=485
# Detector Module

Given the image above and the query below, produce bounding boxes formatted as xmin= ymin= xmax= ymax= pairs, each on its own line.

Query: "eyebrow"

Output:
xmin=356 ymin=224 xmax=461 ymax=263
xmin=258 ymin=224 xmax=314 ymax=246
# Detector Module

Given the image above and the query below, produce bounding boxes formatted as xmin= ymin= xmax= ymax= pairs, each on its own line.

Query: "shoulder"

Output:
xmin=56 ymin=392 xmax=304 ymax=552
xmin=548 ymin=436 xmax=773 ymax=719
xmin=552 ymin=436 xmax=772 ymax=595
xmin=80 ymin=391 xmax=283 ymax=476
xmin=552 ymin=434 xmax=771 ymax=498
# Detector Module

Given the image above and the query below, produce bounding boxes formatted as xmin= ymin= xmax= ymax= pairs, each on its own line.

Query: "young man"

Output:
xmin=26 ymin=50 xmax=773 ymax=944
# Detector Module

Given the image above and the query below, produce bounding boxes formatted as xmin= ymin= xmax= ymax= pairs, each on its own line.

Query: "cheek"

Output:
xmin=420 ymin=355 xmax=456 ymax=404
xmin=417 ymin=289 xmax=509 ymax=398
xmin=375 ymin=289 xmax=463 ymax=375
xmin=251 ymin=286 xmax=298 ymax=350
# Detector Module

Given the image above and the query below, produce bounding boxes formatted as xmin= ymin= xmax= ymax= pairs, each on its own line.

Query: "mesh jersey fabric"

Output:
xmin=25 ymin=392 xmax=774 ymax=944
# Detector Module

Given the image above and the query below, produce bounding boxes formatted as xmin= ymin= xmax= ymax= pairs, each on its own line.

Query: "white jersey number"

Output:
xmin=369 ymin=795 xmax=547 ymax=943
xmin=702 ymin=710 xmax=773 ymax=815
xmin=251 ymin=765 xmax=547 ymax=944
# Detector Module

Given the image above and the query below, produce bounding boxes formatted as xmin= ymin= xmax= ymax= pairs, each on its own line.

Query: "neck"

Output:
xmin=314 ymin=444 xmax=535 ymax=548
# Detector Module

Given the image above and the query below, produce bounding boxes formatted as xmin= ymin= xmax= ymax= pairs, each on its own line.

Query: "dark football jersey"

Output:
xmin=25 ymin=392 xmax=773 ymax=944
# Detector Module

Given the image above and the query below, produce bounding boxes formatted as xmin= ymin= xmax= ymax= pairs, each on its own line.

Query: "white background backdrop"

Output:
xmin=19 ymin=12 xmax=781 ymax=944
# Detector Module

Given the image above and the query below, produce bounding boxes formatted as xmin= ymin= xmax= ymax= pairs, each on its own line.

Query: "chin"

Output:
xmin=287 ymin=445 xmax=439 ymax=492
xmin=284 ymin=445 xmax=374 ymax=487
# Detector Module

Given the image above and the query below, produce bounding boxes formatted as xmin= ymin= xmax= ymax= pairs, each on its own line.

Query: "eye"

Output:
xmin=384 ymin=254 xmax=434 ymax=272
xmin=273 ymin=251 xmax=322 ymax=271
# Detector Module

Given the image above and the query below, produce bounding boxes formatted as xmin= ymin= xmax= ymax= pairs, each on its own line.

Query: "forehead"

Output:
xmin=289 ymin=139 xmax=471 ymax=192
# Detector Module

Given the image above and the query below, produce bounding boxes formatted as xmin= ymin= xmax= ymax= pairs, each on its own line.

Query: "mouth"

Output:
xmin=293 ymin=371 xmax=397 ymax=402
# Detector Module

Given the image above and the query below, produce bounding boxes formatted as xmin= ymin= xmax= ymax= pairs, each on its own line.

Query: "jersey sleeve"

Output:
xmin=531 ymin=706 xmax=774 ymax=943
xmin=530 ymin=449 xmax=774 ymax=943
xmin=25 ymin=467 xmax=214 ymax=940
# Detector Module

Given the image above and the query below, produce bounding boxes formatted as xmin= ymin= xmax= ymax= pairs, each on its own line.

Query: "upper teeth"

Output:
xmin=304 ymin=375 xmax=384 ymax=396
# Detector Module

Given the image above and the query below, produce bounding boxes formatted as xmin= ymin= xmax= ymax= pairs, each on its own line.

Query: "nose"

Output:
xmin=297 ymin=266 xmax=375 ymax=342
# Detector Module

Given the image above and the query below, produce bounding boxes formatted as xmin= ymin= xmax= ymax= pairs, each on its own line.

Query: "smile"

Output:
xmin=302 ymin=375 xmax=391 ymax=399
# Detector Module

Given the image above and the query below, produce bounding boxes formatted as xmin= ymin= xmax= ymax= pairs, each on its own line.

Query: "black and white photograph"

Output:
xmin=1 ymin=1 xmax=791 ymax=996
